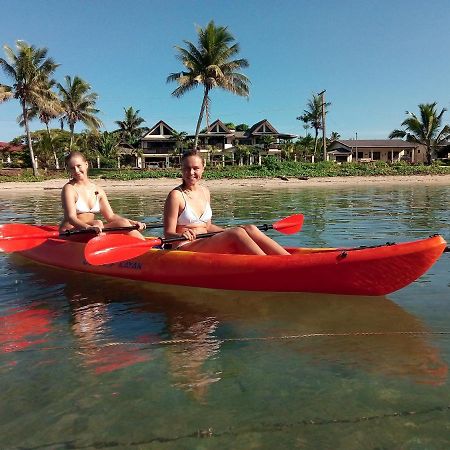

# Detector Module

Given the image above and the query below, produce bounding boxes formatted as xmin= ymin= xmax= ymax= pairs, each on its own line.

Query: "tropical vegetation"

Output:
xmin=3 ymin=160 xmax=449 ymax=184
xmin=0 ymin=41 xmax=60 ymax=175
xmin=114 ymin=106 xmax=147 ymax=147
xmin=1 ymin=36 xmax=450 ymax=178
xmin=297 ymin=93 xmax=331 ymax=160
xmin=389 ymin=103 xmax=450 ymax=164
xmin=167 ymin=20 xmax=250 ymax=148
xmin=57 ymin=75 xmax=102 ymax=150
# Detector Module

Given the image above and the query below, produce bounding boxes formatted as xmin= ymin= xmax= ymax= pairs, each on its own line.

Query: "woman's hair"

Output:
xmin=181 ymin=149 xmax=202 ymax=161
xmin=65 ymin=151 xmax=87 ymax=165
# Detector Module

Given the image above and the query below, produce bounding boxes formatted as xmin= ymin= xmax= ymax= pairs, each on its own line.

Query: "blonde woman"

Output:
xmin=60 ymin=151 xmax=145 ymax=240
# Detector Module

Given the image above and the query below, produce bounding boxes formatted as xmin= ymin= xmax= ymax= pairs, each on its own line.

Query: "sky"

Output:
xmin=1 ymin=0 xmax=450 ymax=142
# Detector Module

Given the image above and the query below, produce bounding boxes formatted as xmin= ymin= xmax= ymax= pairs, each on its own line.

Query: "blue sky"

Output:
xmin=1 ymin=0 xmax=450 ymax=142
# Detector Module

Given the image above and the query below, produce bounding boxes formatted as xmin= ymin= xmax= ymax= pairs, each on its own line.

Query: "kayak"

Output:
xmin=17 ymin=226 xmax=447 ymax=295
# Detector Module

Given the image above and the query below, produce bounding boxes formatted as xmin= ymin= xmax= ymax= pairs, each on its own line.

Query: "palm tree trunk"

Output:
xmin=69 ymin=123 xmax=75 ymax=150
xmin=22 ymin=102 xmax=39 ymax=176
xmin=194 ymin=89 xmax=209 ymax=149
xmin=313 ymin=128 xmax=319 ymax=157
xmin=45 ymin=122 xmax=59 ymax=169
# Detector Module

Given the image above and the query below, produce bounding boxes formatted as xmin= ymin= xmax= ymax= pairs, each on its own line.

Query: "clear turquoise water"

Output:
xmin=0 ymin=184 xmax=449 ymax=449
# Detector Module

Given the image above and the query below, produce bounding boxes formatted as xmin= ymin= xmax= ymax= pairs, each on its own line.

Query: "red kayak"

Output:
xmin=16 ymin=226 xmax=447 ymax=296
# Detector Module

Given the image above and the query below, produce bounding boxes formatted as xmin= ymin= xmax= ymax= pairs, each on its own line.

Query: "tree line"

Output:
xmin=1 ymin=21 xmax=449 ymax=175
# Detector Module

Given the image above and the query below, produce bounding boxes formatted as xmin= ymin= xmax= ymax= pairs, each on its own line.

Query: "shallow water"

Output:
xmin=0 ymin=184 xmax=449 ymax=449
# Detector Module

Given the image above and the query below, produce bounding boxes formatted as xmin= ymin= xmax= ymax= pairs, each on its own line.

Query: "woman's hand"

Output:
xmin=130 ymin=221 xmax=146 ymax=231
xmin=86 ymin=225 xmax=102 ymax=235
xmin=87 ymin=220 xmax=104 ymax=235
xmin=181 ymin=228 xmax=197 ymax=241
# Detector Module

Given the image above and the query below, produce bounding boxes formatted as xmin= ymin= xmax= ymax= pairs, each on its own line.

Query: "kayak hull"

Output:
xmin=18 ymin=228 xmax=446 ymax=295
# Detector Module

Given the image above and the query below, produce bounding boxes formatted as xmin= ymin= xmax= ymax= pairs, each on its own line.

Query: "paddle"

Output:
xmin=0 ymin=222 xmax=161 ymax=253
xmin=85 ymin=213 xmax=305 ymax=266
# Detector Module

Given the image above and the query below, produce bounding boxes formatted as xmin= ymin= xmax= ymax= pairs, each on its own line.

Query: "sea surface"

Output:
xmin=0 ymin=183 xmax=449 ymax=449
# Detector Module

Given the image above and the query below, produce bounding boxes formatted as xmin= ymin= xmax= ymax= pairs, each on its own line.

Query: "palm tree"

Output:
xmin=57 ymin=75 xmax=102 ymax=150
xmin=0 ymin=41 xmax=59 ymax=175
xmin=297 ymin=94 xmax=330 ymax=158
xmin=389 ymin=103 xmax=450 ymax=164
xmin=114 ymin=106 xmax=147 ymax=147
xmin=167 ymin=20 xmax=250 ymax=148
xmin=329 ymin=131 xmax=341 ymax=142
xmin=19 ymin=79 xmax=64 ymax=168
xmin=171 ymin=129 xmax=188 ymax=153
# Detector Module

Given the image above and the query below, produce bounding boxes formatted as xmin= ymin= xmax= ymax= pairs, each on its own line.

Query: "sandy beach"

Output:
xmin=0 ymin=174 xmax=449 ymax=195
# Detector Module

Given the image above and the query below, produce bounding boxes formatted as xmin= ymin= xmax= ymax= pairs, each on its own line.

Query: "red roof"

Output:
xmin=0 ymin=142 xmax=26 ymax=153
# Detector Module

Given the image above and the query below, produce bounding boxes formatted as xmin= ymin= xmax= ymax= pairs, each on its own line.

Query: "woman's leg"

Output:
xmin=175 ymin=227 xmax=266 ymax=255
xmin=240 ymin=224 xmax=290 ymax=255
xmin=104 ymin=217 xmax=145 ymax=240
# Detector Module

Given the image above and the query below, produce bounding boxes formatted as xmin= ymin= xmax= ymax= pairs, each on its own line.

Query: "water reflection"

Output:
xmin=9 ymin=257 xmax=449 ymax=394
xmin=0 ymin=303 xmax=53 ymax=355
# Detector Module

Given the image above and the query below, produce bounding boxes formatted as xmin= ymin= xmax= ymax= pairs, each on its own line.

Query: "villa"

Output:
xmin=327 ymin=140 xmax=426 ymax=163
xmin=0 ymin=141 xmax=26 ymax=165
xmin=138 ymin=119 xmax=297 ymax=168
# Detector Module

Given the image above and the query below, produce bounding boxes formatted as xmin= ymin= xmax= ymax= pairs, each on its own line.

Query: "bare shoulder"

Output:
xmin=61 ymin=182 xmax=76 ymax=196
xmin=167 ymin=187 xmax=182 ymax=201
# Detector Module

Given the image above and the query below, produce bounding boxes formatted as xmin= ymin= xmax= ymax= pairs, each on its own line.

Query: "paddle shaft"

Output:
xmin=161 ymin=224 xmax=277 ymax=245
xmin=61 ymin=224 xmax=140 ymax=237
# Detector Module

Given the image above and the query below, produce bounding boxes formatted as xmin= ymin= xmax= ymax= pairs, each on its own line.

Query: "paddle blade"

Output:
xmin=0 ymin=224 xmax=58 ymax=252
xmin=85 ymin=234 xmax=161 ymax=266
xmin=272 ymin=214 xmax=304 ymax=235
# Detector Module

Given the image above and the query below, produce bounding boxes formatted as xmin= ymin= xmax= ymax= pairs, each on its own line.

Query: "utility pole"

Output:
xmin=355 ymin=132 xmax=358 ymax=162
xmin=318 ymin=90 xmax=326 ymax=161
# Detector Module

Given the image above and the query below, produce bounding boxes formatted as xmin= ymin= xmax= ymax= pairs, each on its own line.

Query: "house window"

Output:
xmin=357 ymin=152 xmax=363 ymax=158
xmin=372 ymin=152 xmax=381 ymax=160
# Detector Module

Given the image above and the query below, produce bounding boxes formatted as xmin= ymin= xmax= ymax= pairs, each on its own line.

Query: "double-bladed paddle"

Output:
xmin=85 ymin=214 xmax=304 ymax=266
xmin=0 ymin=222 xmax=163 ymax=253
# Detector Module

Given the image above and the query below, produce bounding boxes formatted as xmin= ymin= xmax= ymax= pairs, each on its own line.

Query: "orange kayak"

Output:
xmin=18 ymin=227 xmax=446 ymax=296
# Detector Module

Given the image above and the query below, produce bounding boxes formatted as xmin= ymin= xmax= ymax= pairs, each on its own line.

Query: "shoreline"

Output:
xmin=0 ymin=174 xmax=449 ymax=194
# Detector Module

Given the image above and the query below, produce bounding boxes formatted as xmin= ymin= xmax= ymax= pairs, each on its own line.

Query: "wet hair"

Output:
xmin=181 ymin=149 xmax=204 ymax=166
xmin=65 ymin=151 xmax=87 ymax=166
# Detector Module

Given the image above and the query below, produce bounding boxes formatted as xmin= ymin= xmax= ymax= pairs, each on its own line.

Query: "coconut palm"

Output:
xmin=389 ymin=103 xmax=450 ymax=164
xmin=57 ymin=75 xmax=102 ymax=150
xmin=0 ymin=41 xmax=59 ymax=175
xmin=297 ymin=94 xmax=330 ymax=158
xmin=19 ymin=79 xmax=64 ymax=168
xmin=329 ymin=131 xmax=341 ymax=142
xmin=171 ymin=129 xmax=188 ymax=154
xmin=167 ymin=20 xmax=250 ymax=148
xmin=114 ymin=106 xmax=147 ymax=147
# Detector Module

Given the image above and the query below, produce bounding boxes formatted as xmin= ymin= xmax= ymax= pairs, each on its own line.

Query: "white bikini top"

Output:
xmin=177 ymin=187 xmax=212 ymax=226
xmin=73 ymin=185 xmax=101 ymax=214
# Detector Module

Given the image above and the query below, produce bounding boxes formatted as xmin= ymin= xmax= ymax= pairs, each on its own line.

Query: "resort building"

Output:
xmin=137 ymin=119 xmax=297 ymax=168
xmin=139 ymin=120 xmax=179 ymax=169
xmin=0 ymin=141 xmax=26 ymax=165
xmin=196 ymin=119 xmax=297 ymax=165
xmin=327 ymin=140 xmax=426 ymax=163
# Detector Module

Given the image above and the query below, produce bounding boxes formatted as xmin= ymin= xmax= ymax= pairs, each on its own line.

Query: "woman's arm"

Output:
xmin=98 ymin=187 xmax=146 ymax=231
xmin=164 ymin=190 xmax=184 ymax=239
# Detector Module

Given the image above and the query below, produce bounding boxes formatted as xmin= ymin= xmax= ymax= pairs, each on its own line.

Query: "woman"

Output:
xmin=163 ymin=149 xmax=289 ymax=255
xmin=60 ymin=151 xmax=146 ymax=239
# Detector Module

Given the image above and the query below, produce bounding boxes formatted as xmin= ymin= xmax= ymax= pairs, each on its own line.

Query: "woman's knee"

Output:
xmin=241 ymin=224 xmax=259 ymax=234
xmin=229 ymin=227 xmax=250 ymax=240
xmin=109 ymin=217 xmax=130 ymax=227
